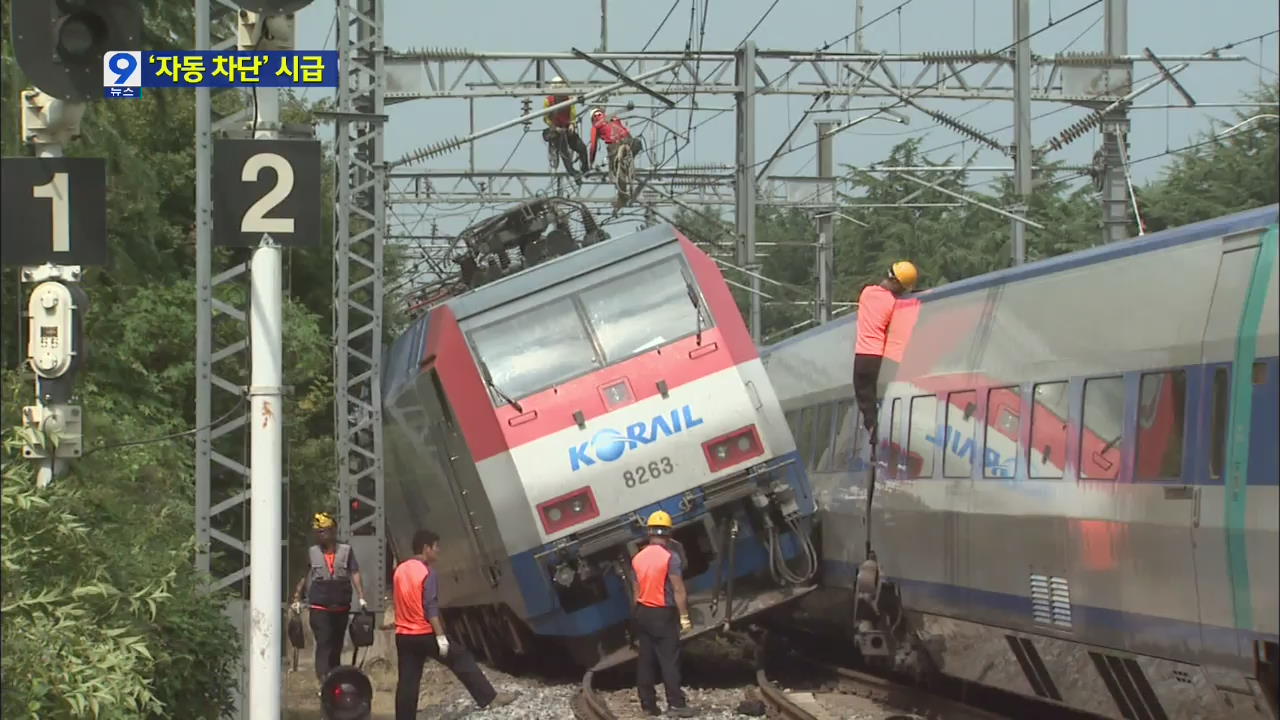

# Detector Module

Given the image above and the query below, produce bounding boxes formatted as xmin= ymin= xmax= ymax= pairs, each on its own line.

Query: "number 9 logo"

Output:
xmin=103 ymin=51 xmax=141 ymax=87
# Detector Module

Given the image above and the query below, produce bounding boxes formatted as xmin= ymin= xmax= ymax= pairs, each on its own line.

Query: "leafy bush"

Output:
xmin=1 ymin=432 xmax=239 ymax=719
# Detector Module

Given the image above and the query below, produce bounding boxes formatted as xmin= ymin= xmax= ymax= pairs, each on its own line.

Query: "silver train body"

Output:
xmin=762 ymin=206 xmax=1280 ymax=719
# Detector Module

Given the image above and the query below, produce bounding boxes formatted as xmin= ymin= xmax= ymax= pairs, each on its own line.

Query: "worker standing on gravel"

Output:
xmin=290 ymin=511 xmax=367 ymax=688
xmin=391 ymin=528 xmax=516 ymax=720
xmin=631 ymin=511 xmax=698 ymax=717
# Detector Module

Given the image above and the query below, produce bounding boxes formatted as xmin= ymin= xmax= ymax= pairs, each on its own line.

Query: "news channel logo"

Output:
xmin=103 ymin=50 xmax=142 ymax=99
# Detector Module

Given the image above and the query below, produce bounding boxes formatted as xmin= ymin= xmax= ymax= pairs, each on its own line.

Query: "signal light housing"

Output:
xmin=319 ymin=665 xmax=372 ymax=720
xmin=537 ymin=486 xmax=600 ymax=535
xmin=702 ymin=425 xmax=764 ymax=473
xmin=11 ymin=0 xmax=142 ymax=102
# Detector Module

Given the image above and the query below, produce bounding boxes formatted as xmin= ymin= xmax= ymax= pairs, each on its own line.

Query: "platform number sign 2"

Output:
xmin=1 ymin=158 xmax=108 ymax=267
xmin=213 ymin=139 xmax=321 ymax=248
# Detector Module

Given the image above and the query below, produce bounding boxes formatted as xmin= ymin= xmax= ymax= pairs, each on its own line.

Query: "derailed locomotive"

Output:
xmin=382 ymin=224 xmax=818 ymax=669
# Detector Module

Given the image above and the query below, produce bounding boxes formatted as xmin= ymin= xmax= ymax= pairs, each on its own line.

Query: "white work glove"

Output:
xmin=358 ymin=598 xmax=368 ymax=611
xmin=290 ymin=601 xmax=302 ymax=614
xmin=436 ymin=635 xmax=451 ymax=658
xmin=680 ymin=615 xmax=693 ymax=632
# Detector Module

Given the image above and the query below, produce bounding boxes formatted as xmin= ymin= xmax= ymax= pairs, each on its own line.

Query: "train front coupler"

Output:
xmin=747 ymin=482 xmax=819 ymax=589
xmin=850 ymin=554 xmax=920 ymax=673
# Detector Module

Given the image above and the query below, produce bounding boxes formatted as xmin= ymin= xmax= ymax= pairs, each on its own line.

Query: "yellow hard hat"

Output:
xmin=313 ymin=512 xmax=336 ymax=530
xmin=889 ymin=260 xmax=918 ymax=291
xmin=646 ymin=510 xmax=673 ymax=529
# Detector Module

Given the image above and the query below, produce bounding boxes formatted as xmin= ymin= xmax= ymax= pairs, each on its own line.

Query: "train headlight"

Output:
xmin=702 ymin=425 xmax=765 ymax=473
xmin=553 ymin=563 xmax=576 ymax=588
xmin=536 ymin=486 xmax=601 ymax=535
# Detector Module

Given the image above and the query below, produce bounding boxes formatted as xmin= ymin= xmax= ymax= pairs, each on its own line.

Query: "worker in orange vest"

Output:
xmin=290 ymin=511 xmax=367 ymax=689
xmin=853 ymin=261 xmax=918 ymax=443
xmin=390 ymin=529 xmax=516 ymax=720
xmin=630 ymin=511 xmax=697 ymax=717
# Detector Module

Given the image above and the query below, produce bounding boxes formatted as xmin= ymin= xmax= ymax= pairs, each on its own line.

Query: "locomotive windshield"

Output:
xmin=467 ymin=296 xmax=604 ymax=402
xmin=466 ymin=255 xmax=714 ymax=405
xmin=578 ymin=258 xmax=703 ymax=362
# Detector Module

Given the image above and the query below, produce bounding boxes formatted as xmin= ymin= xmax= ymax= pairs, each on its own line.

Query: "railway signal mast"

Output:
xmin=218 ymin=0 xmax=321 ymax=716
xmin=4 ymin=0 xmax=142 ymax=486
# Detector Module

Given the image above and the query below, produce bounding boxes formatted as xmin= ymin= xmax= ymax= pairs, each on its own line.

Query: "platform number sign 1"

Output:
xmin=1 ymin=158 xmax=108 ymax=267
xmin=213 ymin=139 xmax=321 ymax=248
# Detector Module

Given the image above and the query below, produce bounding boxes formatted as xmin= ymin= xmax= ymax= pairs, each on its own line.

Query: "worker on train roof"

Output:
xmin=390 ymin=528 xmax=516 ymax=719
xmin=853 ymin=261 xmax=918 ymax=443
xmin=630 ymin=511 xmax=697 ymax=717
xmin=290 ymin=511 xmax=368 ymax=692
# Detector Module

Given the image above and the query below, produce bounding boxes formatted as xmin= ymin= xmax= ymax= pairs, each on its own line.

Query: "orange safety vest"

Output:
xmin=632 ymin=544 xmax=675 ymax=608
xmin=854 ymin=284 xmax=896 ymax=356
xmin=393 ymin=558 xmax=434 ymax=635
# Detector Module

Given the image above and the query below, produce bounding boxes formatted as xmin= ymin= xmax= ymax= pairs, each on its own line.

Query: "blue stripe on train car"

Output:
xmin=822 ymin=559 xmax=1280 ymax=662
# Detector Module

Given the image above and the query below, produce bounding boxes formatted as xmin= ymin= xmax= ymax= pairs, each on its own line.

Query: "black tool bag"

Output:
xmin=287 ymin=612 xmax=305 ymax=649
xmin=348 ymin=611 xmax=375 ymax=648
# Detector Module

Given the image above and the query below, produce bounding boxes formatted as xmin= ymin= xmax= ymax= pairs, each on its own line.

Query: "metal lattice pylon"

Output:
xmin=334 ymin=0 xmax=388 ymax=610
xmin=193 ymin=0 xmax=255 ymax=716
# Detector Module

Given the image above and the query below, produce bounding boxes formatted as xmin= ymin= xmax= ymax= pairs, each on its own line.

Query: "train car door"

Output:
xmin=421 ymin=367 xmax=499 ymax=595
xmin=1192 ymin=234 xmax=1265 ymax=670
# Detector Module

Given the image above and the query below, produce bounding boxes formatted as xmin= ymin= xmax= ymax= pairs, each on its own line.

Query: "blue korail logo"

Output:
xmin=568 ymin=405 xmax=704 ymax=471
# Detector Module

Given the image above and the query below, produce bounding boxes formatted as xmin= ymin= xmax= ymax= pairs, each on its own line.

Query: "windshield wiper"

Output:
xmin=479 ymin=360 xmax=524 ymax=413
xmin=685 ymin=280 xmax=704 ymax=346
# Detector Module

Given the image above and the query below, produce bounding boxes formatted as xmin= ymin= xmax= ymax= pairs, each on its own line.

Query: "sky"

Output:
xmin=288 ymin=0 xmax=1279 ymax=243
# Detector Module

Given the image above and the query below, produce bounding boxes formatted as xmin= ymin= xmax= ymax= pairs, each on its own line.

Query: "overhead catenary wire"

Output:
xmin=738 ymin=0 xmax=1107 ymax=175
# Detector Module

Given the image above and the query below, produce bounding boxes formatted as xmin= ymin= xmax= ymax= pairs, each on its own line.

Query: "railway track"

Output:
xmin=573 ymin=670 xmax=617 ymax=720
xmin=572 ymin=630 xmax=1005 ymax=720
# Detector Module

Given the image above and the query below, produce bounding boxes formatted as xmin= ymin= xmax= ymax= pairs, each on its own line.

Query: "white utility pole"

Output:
xmin=1011 ymin=0 xmax=1031 ymax=265
xmin=240 ymin=11 xmax=287 ymax=719
xmin=815 ymin=120 xmax=837 ymax=324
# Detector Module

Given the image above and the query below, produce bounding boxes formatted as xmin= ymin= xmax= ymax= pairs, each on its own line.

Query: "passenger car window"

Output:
xmin=468 ymin=297 xmax=601 ymax=403
xmin=943 ymin=390 xmax=977 ymax=478
xmin=983 ymin=386 xmax=1020 ymax=478
xmin=1080 ymin=376 xmax=1125 ymax=480
xmin=812 ymin=403 xmax=835 ymax=471
xmin=887 ymin=397 xmax=903 ymax=477
xmin=577 ymin=257 xmax=707 ymax=363
xmin=794 ymin=407 xmax=815 ymax=464
xmin=1210 ymin=368 xmax=1229 ymax=479
xmin=828 ymin=400 xmax=858 ymax=472
xmin=1029 ymin=381 xmax=1069 ymax=479
xmin=1136 ymin=370 xmax=1187 ymax=480
xmin=908 ymin=395 xmax=938 ymax=479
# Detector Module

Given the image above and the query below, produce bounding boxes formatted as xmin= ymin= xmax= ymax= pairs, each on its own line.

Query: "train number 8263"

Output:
xmin=623 ymin=457 xmax=674 ymax=488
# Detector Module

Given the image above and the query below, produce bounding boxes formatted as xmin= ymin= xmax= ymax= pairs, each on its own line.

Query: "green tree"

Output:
xmin=1139 ymin=84 xmax=1279 ymax=231
xmin=1 ymin=2 xmax=352 ymax=715
xmin=2 ymin=431 xmax=239 ymax=719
